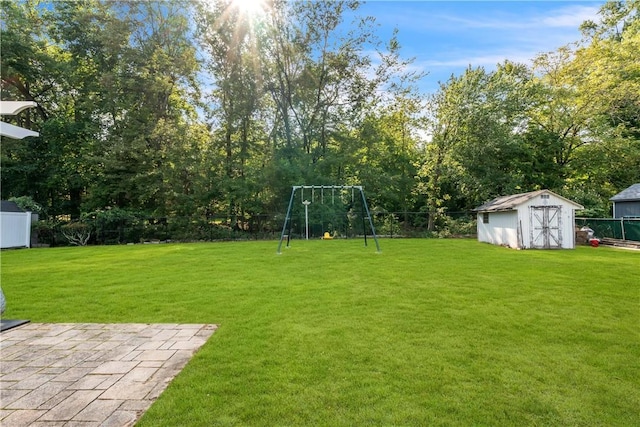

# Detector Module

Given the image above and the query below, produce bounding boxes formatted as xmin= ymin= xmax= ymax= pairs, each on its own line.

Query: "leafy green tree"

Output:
xmin=262 ymin=1 xmax=381 ymax=174
xmin=569 ymin=0 xmax=640 ymax=207
xmin=419 ymin=62 xmax=534 ymax=224
xmin=83 ymin=1 xmax=204 ymax=219
xmin=350 ymin=103 xmax=421 ymax=220
xmin=195 ymin=0 xmax=270 ymax=227
xmin=1 ymin=0 xmax=107 ymax=218
xmin=528 ymin=0 xmax=640 ymax=212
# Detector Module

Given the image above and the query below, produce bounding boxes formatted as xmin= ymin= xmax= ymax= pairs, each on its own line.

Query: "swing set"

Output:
xmin=277 ymin=185 xmax=381 ymax=254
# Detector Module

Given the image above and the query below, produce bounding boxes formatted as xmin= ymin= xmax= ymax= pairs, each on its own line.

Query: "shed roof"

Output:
xmin=474 ymin=190 xmax=583 ymax=213
xmin=0 ymin=200 xmax=25 ymax=212
xmin=610 ymin=183 xmax=640 ymax=202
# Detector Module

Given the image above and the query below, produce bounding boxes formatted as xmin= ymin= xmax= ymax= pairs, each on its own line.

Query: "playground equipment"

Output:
xmin=277 ymin=185 xmax=380 ymax=253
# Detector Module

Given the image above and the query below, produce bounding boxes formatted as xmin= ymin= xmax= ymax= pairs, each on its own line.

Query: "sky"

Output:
xmin=350 ymin=0 xmax=607 ymax=94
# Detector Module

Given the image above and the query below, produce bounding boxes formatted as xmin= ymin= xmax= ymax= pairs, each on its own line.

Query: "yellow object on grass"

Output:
xmin=323 ymin=232 xmax=333 ymax=240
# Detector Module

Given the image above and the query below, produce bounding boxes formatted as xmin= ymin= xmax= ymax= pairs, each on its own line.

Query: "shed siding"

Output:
xmin=0 ymin=211 xmax=32 ymax=249
xmin=476 ymin=190 xmax=581 ymax=249
xmin=519 ymin=193 xmax=577 ymax=249
xmin=477 ymin=211 xmax=519 ymax=247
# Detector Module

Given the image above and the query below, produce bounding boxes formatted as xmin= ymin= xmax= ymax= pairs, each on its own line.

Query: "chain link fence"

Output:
xmin=33 ymin=211 xmax=478 ymax=246
xmin=575 ymin=218 xmax=640 ymax=242
xmin=36 ymin=212 xmax=640 ymax=247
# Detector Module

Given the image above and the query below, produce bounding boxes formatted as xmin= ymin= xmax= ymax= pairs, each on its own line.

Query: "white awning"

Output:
xmin=0 ymin=121 xmax=39 ymax=139
xmin=0 ymin=101 xmax=38 ymax=116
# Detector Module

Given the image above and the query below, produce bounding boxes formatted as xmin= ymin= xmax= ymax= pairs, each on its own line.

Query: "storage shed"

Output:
xmin=0 ymin=200 xmax=32 ymax=249
xmin=475 ymin=190 xmax=584 ymax=249
xmin=610 ymin=183 xmax=640 ymax=218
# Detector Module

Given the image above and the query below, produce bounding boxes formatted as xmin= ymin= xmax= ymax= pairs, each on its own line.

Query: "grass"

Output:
xmin=1 ymin=239 xmax=638 ymax=426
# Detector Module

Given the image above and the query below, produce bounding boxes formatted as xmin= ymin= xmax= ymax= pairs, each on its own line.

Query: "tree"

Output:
xmin=1 ymin=0 xmax=110 ymax=218
xmin=418 ymin=62 xmax=534 ymax=226
xmin=84 ymin=1 xmax=204 ymax=219
xmin=262 ymin=1 xmax=380 ymax=174
xmin=572 ymin=0 xmax=640 ymax=193
xmin=2 ymin=1 xmax=208 ymax=223
xmin=531 ymin=0 xmax=640 ymax=212
xmin=195 ymin=0 xmax=270 ymax=227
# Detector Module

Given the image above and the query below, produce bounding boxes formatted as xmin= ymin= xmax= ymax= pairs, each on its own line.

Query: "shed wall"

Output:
xmin=477 ymin=211 xmax=519 ymax=248
xmin=477 ymin=192 xmax=581 ymax=249
xmin=0 ymin=211 xmax=31 ymax=249
xmin=519 ymin=193 xmax=578 ymax=249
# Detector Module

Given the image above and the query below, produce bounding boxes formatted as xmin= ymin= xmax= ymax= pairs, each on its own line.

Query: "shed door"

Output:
xmin=530 ymin=206 xmax=562 ymax=249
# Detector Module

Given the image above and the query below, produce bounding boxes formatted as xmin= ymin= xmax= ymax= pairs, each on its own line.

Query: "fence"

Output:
xmin=575 ymin=217 xmax=640 ymax=242
xmin=34 ymin=211 xmax=478 ymax=246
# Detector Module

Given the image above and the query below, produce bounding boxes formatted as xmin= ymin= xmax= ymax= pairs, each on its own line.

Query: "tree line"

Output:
xmin=1 ymin=0 xmax=638 ymax=241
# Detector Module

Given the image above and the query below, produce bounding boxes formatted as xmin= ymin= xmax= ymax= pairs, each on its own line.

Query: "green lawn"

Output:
xmin=1 ymin=239 xmax=638 ymax=426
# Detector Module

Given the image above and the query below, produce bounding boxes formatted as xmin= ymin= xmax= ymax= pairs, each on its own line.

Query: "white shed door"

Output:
xmin=530 ymin=206 xmax=562 ymax=249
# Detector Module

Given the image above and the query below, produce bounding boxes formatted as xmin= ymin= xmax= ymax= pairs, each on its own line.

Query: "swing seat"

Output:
xmin=322 ymin=232 xmax=333 ymax=240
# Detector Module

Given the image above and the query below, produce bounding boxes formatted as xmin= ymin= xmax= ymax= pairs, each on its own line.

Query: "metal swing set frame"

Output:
xmin=277 ymin=185 xmax=381 ymax=254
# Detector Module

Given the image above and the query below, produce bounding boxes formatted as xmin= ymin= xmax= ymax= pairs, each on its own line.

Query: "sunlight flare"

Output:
xmin=232 ymin=0 xmax=267 ymax=16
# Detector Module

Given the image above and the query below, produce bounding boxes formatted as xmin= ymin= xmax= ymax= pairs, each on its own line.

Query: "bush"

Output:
xmin=442 ymin=216 xmax=476 ymax=236
xmin=9 ymin=196 xmax=44 ymax=215
xmin=32 ymin=219 xmax=63 ymax=246
xmin=61 ymin=222 xmax=91 ymax=246
xmin=83 ymin=208 xmax=144 ymax=244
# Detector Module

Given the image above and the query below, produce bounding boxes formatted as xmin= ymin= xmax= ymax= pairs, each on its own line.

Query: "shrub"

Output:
xmin=9 ymin=196 xmax=44 ymax=215
xmin=61 ymin=222 xmax=91 ymax=246
xmin=32 ymin=219 xmax=63 ymax=246
xmin=83 ymin=208 xmax=144 ymax=244
xmin=443 ymin=216 xmax=476 ymax=236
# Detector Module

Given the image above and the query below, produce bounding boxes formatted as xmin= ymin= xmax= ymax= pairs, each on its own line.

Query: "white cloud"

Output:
xmin=355 ymin=1 xmax=605 ymax=93
xmin=387 ymin=4 xmax=601 ymax=32
xmin=419 ymin=52 xmax=534 ymax=69
xmin=540 ymin=5 xmax=601 ymax=28
xmin=446 ymin=4 xmax=600 ymax=30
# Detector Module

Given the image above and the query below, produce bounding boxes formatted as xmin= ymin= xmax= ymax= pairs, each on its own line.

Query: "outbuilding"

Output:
xmin=0 ymin=200 xmax=32 ymax=249
xmin=475 ymin=190 xmax=584 ymax=249
xmin=610 ymin=183 xmax=640 ymax=218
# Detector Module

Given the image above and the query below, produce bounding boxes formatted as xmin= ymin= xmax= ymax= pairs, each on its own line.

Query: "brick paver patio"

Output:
xmin=0 ymin=323 xmax=217 ymax=426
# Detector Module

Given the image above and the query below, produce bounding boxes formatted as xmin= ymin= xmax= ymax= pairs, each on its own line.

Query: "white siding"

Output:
xmin=477 ymin=190 xmax=582 ymax=249
xmin=0 ymin=211 xmax=31 ymax=249
xmin=519 ymin=193 xmax=579 ymax=249
xmin=477 ymin=211 xmax=519 ymax=248
xmin=518 ymin=209 xmax=530 ymax=248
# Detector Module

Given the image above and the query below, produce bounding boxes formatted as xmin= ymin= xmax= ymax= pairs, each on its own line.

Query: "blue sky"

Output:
xmin=352 ymin=1 xmax=606 ymax=93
